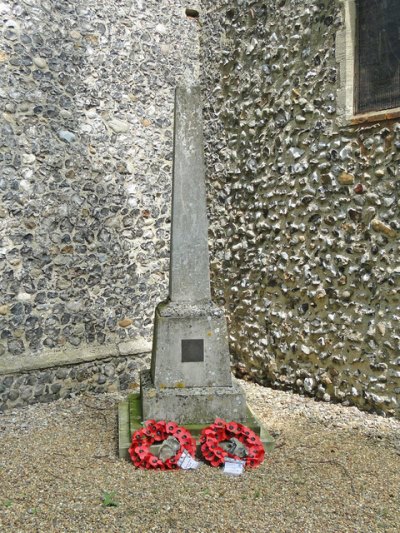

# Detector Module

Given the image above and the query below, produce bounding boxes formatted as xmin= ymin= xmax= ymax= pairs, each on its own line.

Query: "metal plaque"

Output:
xmin=181 ymin=339 xmax=204 ymax=363
xmin=356 ymin=0 xmax=400 ymax=113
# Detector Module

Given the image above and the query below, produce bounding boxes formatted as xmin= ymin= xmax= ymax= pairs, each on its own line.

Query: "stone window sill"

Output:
xmin=349 ymin=106 xmax=400 ymax=126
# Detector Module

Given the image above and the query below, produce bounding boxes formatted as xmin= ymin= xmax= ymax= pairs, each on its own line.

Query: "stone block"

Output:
xmin=151 ymin=301 xmax=232 ymax=388
xmin=141 ymin=369 xmax=247 ymax=424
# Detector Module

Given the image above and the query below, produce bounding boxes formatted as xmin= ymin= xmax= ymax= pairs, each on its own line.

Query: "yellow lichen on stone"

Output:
xmin=0 ymin=305 xmax=9 ymax=315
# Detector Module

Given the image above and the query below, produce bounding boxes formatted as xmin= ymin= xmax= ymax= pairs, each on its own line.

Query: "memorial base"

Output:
xmin=141 ymin=369 xmax=247 ymax=424
xmin=118 ymin=383 xmax=275 ymax=461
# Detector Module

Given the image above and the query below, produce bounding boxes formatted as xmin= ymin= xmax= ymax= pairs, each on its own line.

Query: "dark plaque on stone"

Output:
xmin=181 ymin=339 xmax=204 ymax=363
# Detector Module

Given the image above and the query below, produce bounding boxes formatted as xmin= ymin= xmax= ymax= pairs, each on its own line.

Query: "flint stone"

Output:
xmin=108 ymin=118 xmax=129 ymax=133
xmin=8 ymin=390 xmax=19 ymax=401
xmin=58 ymin=130 xmax=76 ymax=143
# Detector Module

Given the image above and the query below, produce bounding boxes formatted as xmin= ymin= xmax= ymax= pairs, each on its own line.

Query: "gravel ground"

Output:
xmin=0 ymin=380 xmax=399 ymax=532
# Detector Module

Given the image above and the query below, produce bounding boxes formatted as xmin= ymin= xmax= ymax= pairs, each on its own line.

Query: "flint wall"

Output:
xmin=201 ymin=0 xmax=400 ymax=416
xmin=0 ymin=0 xmax=200 ymax=409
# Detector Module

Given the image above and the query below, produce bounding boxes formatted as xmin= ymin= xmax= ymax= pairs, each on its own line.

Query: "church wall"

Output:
xmin=200 ymin=0 xmax=400 ymax=416
xmin=0 ymin=0 xmax=200 ymax=409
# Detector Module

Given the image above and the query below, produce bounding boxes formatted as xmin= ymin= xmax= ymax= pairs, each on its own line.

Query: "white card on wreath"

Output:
xmin=223 ymin=457 xmax=246 ymax=476
xmin=177 ymin=449 xmax=200 ymax=470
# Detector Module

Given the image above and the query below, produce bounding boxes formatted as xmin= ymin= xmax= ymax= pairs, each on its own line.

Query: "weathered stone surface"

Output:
xmin=0 ymin=0 xmax=398 ymax=418
xmin=151 ymin=301 xmax=232 ymax=388
xmin=169 ymin=86 xmax=211 ymax=303
xmin=144 ymin=86 xmax=246 ymax=423
xmin=0 ymin=352 xmax=150 ymax=410
xmin=141 ymin=370 xmax=247 ymax=424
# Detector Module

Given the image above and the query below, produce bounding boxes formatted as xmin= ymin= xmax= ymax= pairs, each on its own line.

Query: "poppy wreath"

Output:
xmin=200 ymin=418 xmax=265 ymax=468
xmin=129 ymin=420 xmax=196 ymax=470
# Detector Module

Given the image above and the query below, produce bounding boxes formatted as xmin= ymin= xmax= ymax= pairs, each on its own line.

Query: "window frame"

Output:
xmin=336 ymin=0 xmax=400 ymax=125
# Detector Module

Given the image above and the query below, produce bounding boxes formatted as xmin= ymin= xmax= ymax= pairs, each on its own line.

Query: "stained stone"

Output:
xmin=371 ymin=219 xmax=397 ymax=238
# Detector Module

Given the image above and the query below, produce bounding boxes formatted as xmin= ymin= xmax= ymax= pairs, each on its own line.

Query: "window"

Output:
xmin=336 ymin=0 xmax=400 ymax=123
xmin=355 ymin=0 xmax=400 ymax=114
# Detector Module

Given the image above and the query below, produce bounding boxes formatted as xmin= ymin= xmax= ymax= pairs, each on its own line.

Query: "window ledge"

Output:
xmin=350 ymin=107 xmax=400 ymax=126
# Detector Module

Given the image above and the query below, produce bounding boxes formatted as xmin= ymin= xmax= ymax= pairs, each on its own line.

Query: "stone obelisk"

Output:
xmin=140 ymin=86 xmax=246 ymax=424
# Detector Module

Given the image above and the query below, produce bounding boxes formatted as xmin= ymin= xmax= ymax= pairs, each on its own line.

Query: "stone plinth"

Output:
xmin=141 ymin=370 xmax=247 ymax=424
xmin=150 ymin=301 xmax=232 ymax=388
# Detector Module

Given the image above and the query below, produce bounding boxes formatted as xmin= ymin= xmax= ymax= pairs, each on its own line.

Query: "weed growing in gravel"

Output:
xmin=102 ymin=491 xmax=119 ymax=508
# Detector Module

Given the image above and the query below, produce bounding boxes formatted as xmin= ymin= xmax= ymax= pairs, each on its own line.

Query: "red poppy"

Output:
xmin=173 ymin=427 xmax=183 ymax=437
xmin=226 ymin=421 xmax=240 ymax=434
xmin=164 ymin=458 xmax=173 ymax=468
xmin=148 ymin=456 xmax=158 ymax=466
xmin=144 ymin=419 xmax=157 ymax=431
xmin=135 ymin=446 xmax=148 ymax=460
xmin=213 ymin=427 xmax=228 ymax=440
xmin=168 ymin=455 xmax=178 ymax=465
xmin=176 ymin=429 xmax=190 ymax=442
xmin=214 ymin=418 xmax=226 ymax=428
xmin=154 ymin=421 xmax=165 ymax=432
xmin=214 ymin=449 xmax=226 ymax=458
xmin=166 ymin=421 xmax=178 ymax=433
xmin=246 ymin=434 xmax=258 ymax=445
xmin=154 ymin=423 xmax=167 ymax=441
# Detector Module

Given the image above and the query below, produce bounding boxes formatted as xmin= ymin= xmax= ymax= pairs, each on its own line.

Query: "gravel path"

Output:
xmin=1 ymin=381 xmax=399 ymax=532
